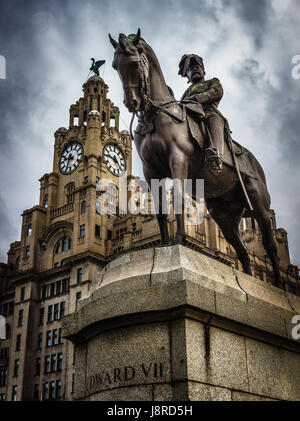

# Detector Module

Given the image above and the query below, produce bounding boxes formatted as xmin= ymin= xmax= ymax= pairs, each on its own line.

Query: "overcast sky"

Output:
xmin=0 ymin=0 xmax=299 ymax=266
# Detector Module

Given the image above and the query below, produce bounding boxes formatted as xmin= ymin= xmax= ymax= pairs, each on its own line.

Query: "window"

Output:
xmin=77 ymin=268 xmax=83 ymax=283
xmin=20 ymin=287 xmax=25 ymax=301
xmin=58 ymin=328 xmax=64 ymax=344
xmin=25 ymin=246 xmax=30 ymax=257
xmin=76 ymin=292 xmax=81 ymax=301
xmin=0 ymin=348 xmax=9 ymax=359
xmin=56 ymin=380 xmax=62 ymax=399
xmin=27 ymin=223 xmax=32 ymax=236
xmin=43 ymin=382 xmax=48 ymax=400
xmin=46 ymin=330 xmax=52 ymax=347
xmin=13 ymin=359 xmax=20 ymax=377
xmin=52 ymin=329 xmax=58 ymax=346
xmin=54 ymin=304 xmax=59 ymax=321
xmin=84 ymin=176 xmax=88 ymax=184
xmin=44 ymin=194 xmax=48 ymax=208
xmin=12 ymin=386 xmax=17 ymax=401
xmin=81 ymin=201 xmax=86 ymax=214
xmin=95 ymin=224 xmax=101 ymax=237
xmin=34 ymin=384 xmax=39 ymax=400
xmin=56 ymin=281 xmax=61 ymax=295
xmin=7 ymin=302 xmax=13 ymax=315
xmin=49 ymin=381 xmax=55 ymax=400
xmin=39 ymin=308 xmax=44 ymax=325
xmin=18 ymin=309 xmax=23 ymax=327
xmin=0 ymin=393 xmax=6 ymax=401
xmin=60 ymin=302 xmax=65 ymax=319
xmin=55 ymin=237 xmax=72 ymax=255
xmin=66 ymin=183 xmax=75 ymax=204
xmin=41 ymin=285 xmax=47 ymax=300
xmin=107 ymin=230 xmax=112 ymax=240
xmin=132 ymin=223 xmax=137 ymax=233
xmin=57 ymin=353 xmax=63 ymax=371
xmin=37 ymin=333 xmax=42 ymax=350
xmin=80 ymin=224 xmax=85 ymax=237
xmin=51 ymin=354 xmax=57 ymax=372
xmin=16 ymin=334 xmax=21 ymax=351
xmin=96 ymin=176 xmax=99 ymax=183
xmin=44 ymin=356 xmax=50 ymax=373
xmin=47 ymin=305 xmax=53 ymax=323
xmin=50 ymin=283 xmax=55 ymax=297
xmin=54 ymin=262 xmax=60 ymax=268
xmin=0 ymin=369 xmax=7 ymax=387
xmin=35 ymin=357 xmax=41 ymax=376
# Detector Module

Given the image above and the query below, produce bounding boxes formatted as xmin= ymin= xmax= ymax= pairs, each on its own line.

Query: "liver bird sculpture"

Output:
xmin=89 ymin=58 xmax=105 ymax=76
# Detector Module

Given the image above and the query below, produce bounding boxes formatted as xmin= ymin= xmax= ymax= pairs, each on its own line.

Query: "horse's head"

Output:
xmin=109 ymin=29 xmax=148 ymax=113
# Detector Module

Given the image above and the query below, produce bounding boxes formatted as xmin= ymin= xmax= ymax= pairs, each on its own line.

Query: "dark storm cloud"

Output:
xmin=223 ymin=0 xmax=272 ymax=48
xmin=0 ymin=193 xmax=17 ymax=262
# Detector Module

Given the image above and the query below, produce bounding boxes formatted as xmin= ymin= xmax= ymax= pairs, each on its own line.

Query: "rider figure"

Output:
xmin=179 ymin=54 xmax=224 ymax=174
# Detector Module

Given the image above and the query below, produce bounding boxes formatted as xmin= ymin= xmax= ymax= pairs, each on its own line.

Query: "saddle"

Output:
xmin=185 ymin=104 xmax=258 ymax=180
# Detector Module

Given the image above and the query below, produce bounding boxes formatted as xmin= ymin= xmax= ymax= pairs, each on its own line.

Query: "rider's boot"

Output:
xmin=205 ymin=146 xmax=223 ymax=174
xmin=205 ymin=113 xmax=224 ymax=175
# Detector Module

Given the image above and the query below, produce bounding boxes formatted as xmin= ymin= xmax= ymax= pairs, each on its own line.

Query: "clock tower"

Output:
xmin=37 ymin=75 xmax=132 ymax=269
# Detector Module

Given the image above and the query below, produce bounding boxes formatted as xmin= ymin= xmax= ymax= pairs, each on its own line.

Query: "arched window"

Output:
xmin=81 ymin=201 xmax=86 ymax=214
xmin=54 ymin=237 xmax=73 ymax=254
xmin=62 ymin=238 xmax=67 ymax=252
xmin=27 ymin=223 xmax=32 ymax=236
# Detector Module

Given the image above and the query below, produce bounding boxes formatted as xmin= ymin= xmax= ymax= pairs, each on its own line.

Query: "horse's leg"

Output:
xmin=143 ymin=164 xmax=169 ymax=245
xmin=170 ymin=151 xmax=188 ymax=245
xmin=206 ymin=198 xmax=252 ymax=275
xmin=245 ymin=178 xmax=283 ymax=287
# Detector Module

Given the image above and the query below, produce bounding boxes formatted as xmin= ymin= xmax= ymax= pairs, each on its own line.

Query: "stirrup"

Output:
xmin=205 ymin=147 xmax=223 ymax=174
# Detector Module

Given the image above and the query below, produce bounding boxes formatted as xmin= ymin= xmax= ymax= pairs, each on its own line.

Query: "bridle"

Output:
xmin=116 ymin=48 xmax=185 ymax=139
xmin=121 ymin=52 xmax=151 ymax=114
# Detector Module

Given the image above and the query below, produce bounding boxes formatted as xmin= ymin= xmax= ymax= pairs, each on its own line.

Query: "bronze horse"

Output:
xmin=109 ymin=29 xmax=282 ymax=287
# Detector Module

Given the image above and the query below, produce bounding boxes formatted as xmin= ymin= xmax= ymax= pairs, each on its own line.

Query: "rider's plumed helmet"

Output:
xmin=178 ymin=54 xmax=205 ymax=78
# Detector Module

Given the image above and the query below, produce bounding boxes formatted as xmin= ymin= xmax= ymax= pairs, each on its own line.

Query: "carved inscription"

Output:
xmin=87 ymin=362 xmax=164 ymax=392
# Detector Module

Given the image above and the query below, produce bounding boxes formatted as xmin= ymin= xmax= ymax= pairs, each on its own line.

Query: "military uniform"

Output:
xmin=178 ymin=54 xmax=225 ymax=173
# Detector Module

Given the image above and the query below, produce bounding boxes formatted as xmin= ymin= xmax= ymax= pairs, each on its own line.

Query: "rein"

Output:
xmin=126 ymin=50 xmax=186 ymax=140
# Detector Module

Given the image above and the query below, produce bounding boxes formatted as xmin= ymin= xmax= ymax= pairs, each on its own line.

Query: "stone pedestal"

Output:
xmin=62 ymin=245 xmax=300 ymax=401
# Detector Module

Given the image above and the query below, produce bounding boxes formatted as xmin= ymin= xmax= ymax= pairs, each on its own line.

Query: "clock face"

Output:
xmin=103 ymin=144 xmax=126 ymax=177
xmin=59 ymin=142 xmax=83 ymax=175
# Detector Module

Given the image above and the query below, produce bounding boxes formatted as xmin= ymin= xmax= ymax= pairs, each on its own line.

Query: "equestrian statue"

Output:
xmin=109 ymin=28 xmax=283 ymax=288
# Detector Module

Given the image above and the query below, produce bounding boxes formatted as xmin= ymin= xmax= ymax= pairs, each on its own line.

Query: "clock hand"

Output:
xmin=111 ymin=155 xmax=119 ymax=165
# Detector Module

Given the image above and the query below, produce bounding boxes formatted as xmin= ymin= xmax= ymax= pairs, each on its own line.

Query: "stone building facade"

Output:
xmin=0 ymin=76 xmax=299 ymax=401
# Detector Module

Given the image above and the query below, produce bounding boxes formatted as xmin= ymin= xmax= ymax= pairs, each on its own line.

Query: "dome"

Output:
xmin=121 ymin=130 xmax=130 ymax=134
xmin=86 ymin=75 xmax=103 ymax=83
xmin=89 ymin=110 xmax=100 ymax=117
xmin=56 ymin=127 xmax=67 ymax=133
